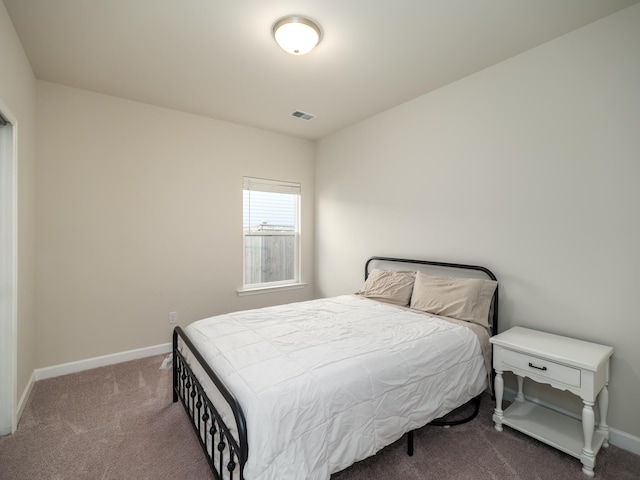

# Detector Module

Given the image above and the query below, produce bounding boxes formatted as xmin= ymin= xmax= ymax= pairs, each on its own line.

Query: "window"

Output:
xmin=242 ymin=177 xmax=301 ymax=291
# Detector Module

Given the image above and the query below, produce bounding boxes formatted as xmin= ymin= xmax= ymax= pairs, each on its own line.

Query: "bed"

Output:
xmin=172 ymin=256 xmax=499 ymax=480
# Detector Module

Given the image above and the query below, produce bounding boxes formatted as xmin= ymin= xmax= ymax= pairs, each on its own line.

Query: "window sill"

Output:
xmin=237 ymin=283 xmax=307 ymax=297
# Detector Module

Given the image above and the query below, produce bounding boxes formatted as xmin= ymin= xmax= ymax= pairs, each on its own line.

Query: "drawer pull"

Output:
xmin=528 ymin=362 xmax=547 ymax=371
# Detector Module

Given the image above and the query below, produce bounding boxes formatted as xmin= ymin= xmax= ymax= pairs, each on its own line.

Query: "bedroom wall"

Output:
xmin=0 ymin=1 xmax=37 ymax=423
xmin=315 ymin=4 xmax=640 ymax=444
xmin=36 ymin=81 xmax=315 ymax=367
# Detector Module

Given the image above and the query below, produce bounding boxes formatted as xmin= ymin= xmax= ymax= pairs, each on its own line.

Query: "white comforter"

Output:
xmin=184 ymin=295 xmax=487 ymax=480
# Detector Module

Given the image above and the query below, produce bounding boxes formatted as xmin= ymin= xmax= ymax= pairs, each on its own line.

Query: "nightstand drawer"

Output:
xmin=502 ymin=349 xmax=581 ymax=387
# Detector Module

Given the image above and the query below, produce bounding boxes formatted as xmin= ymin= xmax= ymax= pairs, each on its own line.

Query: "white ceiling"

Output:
xmin=4 ymin=0 xmax=639 ymax=140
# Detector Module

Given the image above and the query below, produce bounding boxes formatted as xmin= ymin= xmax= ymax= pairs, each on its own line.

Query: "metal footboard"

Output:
xmin=173 ymin=327 xmax=248 ymax=480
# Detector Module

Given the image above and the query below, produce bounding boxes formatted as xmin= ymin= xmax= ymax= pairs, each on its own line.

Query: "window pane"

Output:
xmin=244 ymin=234 xmax=295 ymax=284
xmin=243 ymin=190 xmax=295 ymax=232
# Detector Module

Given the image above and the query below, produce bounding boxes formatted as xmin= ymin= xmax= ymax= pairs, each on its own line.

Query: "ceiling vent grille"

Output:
xmin=290 ymin=110 xmax=315 ymax=121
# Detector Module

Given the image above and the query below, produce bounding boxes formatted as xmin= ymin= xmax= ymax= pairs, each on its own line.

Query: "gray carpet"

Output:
xmin=1 ymin=354 xmax=638 ymax=479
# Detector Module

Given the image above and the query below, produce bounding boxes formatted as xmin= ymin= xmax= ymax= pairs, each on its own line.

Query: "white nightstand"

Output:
xmin=490 ymin=326 xmax=613 ymax=477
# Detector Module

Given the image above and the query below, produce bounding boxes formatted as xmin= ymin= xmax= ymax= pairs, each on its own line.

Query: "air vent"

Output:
xmin=290 ymin=110 xmax=315 ymax=121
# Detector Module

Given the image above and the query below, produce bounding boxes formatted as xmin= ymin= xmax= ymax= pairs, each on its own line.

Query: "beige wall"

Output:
xmin=0 ymin=1 xmax=37 ymax=418
xmin=36 ymin=81 xmax=315 ymax=367
xmin=315 ymin=5 xmax=640 ymax=439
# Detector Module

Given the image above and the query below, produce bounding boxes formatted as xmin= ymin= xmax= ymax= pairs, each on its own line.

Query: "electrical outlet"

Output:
xmin=168 ymin=312 xmax=178 ymax=324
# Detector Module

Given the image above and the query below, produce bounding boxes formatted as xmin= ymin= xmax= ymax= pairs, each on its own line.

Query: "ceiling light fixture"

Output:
xmin=272 ymin=16 xmax=321 ymax=55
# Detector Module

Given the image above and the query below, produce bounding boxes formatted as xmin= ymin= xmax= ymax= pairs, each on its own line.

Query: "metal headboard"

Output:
xmin=364 ymin=256 xmax=499 ymax=335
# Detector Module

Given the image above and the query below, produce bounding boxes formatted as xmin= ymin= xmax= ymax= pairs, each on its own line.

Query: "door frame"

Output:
xmin=0 ymin=99 xmax=17 ymax=435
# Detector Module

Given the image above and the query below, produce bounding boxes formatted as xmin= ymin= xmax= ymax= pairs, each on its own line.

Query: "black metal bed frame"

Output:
xmin=173 ymin=256 xmax=498 ymax=478
xmin=173 ymin=327 xmax=248 ymax=479
xmin=365 ymin=257 xmax=499 ymax=455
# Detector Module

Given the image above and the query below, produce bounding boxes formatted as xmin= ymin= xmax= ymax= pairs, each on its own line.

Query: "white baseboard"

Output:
xmin=34 ymin=343 xmax=172 ymax=381
xmin=15 ymin=370 xmax=36 ymax=430
xmin=12 ymin=343 xmax=172 ymax=430
xmin=503 ymin=388 xmax=640 ymax=456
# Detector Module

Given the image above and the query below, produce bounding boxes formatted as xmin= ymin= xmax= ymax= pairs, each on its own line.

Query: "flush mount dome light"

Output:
xmin=273 ymin=16 xmax=321 ymax=55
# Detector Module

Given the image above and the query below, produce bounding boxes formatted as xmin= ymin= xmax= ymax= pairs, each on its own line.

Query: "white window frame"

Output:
xmin=238 ymin=177 xmax=304 ymax=295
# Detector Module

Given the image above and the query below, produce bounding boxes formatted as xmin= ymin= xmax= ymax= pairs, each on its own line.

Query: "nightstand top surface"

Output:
xmin=490 ymin=326 xmax=613 ymax=371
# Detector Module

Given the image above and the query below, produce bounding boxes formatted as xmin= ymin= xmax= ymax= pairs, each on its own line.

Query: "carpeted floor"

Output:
xmin=1 ymin=354 xmax=638 ymax=479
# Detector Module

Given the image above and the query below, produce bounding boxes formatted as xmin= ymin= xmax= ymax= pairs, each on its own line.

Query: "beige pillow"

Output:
xmin=356 ymin=269 xmax=416 ymax=307
xmin=409 ymin=271 xmax=497 ymax=328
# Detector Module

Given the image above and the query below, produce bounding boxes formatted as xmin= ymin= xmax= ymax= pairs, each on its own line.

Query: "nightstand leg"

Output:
xmin=493 ymin=370 xmax=504 ymax=432
xmin=597 ymin=384 xmax=610 ymax=448
xmin=515 ymin=375 xmax=524 ymax=402
xmin=581 ymin=400 xmax=596 ymax=477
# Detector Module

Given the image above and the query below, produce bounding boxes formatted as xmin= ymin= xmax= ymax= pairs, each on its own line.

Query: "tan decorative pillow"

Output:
xmin=409 ymin=271 xmax=497 ymax=328
xmin=356 ymin=269 xmax=416 ymax=307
